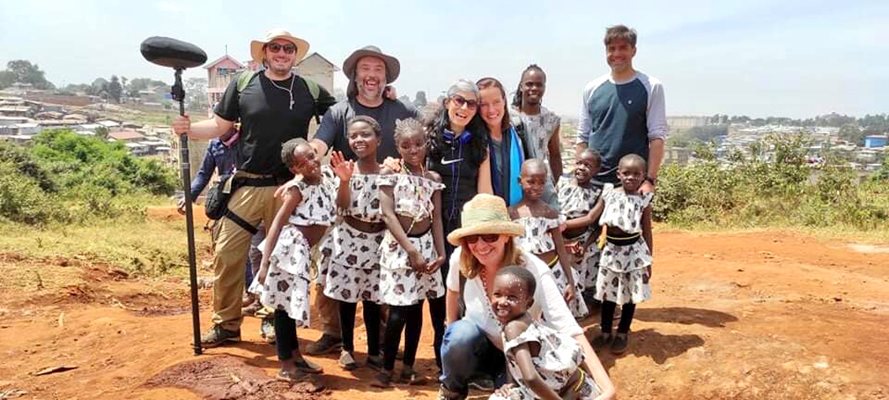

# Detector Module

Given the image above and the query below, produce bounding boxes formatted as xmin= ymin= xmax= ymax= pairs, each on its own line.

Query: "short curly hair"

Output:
xmin=347 ymin=115 xmax=382 ymax=137
xmin=393 ymin=117 xmax=425 ymax=143
xmin=281 ymin=138 xmax=309 ymax=166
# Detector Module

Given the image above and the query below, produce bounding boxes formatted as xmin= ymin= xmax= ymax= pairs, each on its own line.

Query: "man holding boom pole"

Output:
xmin=171 ymin=29 xmax=335 ymax=347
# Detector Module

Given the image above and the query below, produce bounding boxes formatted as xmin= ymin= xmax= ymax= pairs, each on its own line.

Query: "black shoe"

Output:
xmin=591 ymin=332 xmax=613 ymax=349
xmin=437 ymin=384 xmax=467 ymax=400
xmin=200 ymin=325 xmax=241 ymax=348
xmin=467 ymin=376 xmax=495 ymax=392
xmin=611 ymin=333 xmax=629 ymax=354
xmin=305 ymin=333 xmax=343 ymax=355
xmin=366 ymin=354 xmax=384 ymax=371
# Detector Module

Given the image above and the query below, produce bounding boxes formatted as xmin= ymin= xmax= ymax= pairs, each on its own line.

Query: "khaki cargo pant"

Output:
xmin=211 ymin=182 xmax=281 ymax=331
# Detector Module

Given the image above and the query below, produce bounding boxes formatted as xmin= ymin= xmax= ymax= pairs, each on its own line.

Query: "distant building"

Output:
xmin=107 ymin=129 xmax=145 ymax=142
xmin=667 ymin=115 xmax=709 ymax=130
xmin=864 ymin=135 xmax=887 ymax=148
xmin=208 ymin=52 xmax=338 ymax=108
xmin=204 ymin=54 xmax=246 ymax=107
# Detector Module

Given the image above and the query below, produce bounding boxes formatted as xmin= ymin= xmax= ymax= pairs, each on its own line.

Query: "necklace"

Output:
xmin=267 ymin=74 xmax=295 ymax=110
xmin=401 ymin=160 xmax=429 ymax=233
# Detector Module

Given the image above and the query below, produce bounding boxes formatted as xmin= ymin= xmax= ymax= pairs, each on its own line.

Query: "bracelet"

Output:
xmin=645 ymin=176 xmax=658 ymax=185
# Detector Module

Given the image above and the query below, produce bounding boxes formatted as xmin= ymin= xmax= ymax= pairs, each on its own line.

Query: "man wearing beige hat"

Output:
xmin=172 ymin=29 xmax=335 ymax=347
xmin=305 ymin=45 xmax=418 ymax=355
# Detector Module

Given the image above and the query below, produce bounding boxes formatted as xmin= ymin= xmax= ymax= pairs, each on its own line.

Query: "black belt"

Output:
xmin=238 ymin=176 xmax=280 ymax=187
xmin=606 ymin=232 xmax=641 ymax=246
xmin=407 ymin=228 xmax=431 ymax=238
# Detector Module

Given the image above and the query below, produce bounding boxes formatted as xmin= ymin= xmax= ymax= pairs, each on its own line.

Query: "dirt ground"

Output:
xmin=2 ymin=215 xmax=888 ymax=399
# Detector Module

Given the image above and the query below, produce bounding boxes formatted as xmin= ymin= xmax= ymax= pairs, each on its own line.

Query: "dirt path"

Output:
xmin=1 ymin=229 xmax=887 ymax=399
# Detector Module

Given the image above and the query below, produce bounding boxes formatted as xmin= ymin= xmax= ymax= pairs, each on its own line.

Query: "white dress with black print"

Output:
xmin=377 ymin=174 xmax=446 ymax=306
xmin=557 ymin=179 xmax=603 ymax=290
xmin=321 ymin=173 xmax=385 ymax=303
xmin=515 ymin=216 xmax=588 ymax=319
xmin=489 ymin=320 xmax=601 ymax=400
xmin=248 ymin=175 xmax=336 ymax=326
xmin=594 ymin=184 xmax=654 ymax=305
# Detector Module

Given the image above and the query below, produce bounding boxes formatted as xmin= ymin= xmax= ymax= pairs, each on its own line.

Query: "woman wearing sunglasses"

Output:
xmin=436 ymin=194 xmax=615 ymax=400
xmin=427 ymin=79 xmax=493 ymax=261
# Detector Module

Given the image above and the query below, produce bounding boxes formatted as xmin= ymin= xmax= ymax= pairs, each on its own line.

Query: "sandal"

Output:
xmin=293 ymin=357 xmax=323 ymax=374
xmin=400 ymin=367 xmax=428 ymax=385
xmin=338 ymin=350 xmax=358 ymax=371
xmin=370 ymin=370 xmax=393 ymax=388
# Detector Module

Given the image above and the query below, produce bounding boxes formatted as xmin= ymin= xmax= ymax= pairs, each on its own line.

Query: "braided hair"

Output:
xmin=511 ymin=64 xmax=546 ymax=109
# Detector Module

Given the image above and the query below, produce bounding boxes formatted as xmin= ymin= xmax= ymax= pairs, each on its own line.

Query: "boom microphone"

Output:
xmin=140 ymin=36 xmax=207 ymax=69
xmin=140 ymin=35 xmax=206 ymax=356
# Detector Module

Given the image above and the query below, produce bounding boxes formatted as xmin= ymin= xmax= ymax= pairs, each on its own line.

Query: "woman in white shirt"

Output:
xmin=437 ymin=194 xmax=615 ymax=400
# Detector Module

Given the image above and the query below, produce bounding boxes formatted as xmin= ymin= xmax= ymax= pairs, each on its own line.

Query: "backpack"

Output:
xmin=236 ymin=70 xmax=323 ymax=123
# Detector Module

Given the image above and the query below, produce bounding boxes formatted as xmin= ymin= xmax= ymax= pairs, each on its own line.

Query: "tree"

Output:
xmin=107 ymin=75 xmax=123 ymax=103
xmin=90 ymin=78 xmax=109 ymax=98
xmin=0 ymin=70 xmax=14 ymax=89
xmin=413 ymin=91 xmax=427 ymax=107
xmin=838 ymin=123 xmax=863 ymax=145
xmin=4 ymin=60 xmax=55 ymax=89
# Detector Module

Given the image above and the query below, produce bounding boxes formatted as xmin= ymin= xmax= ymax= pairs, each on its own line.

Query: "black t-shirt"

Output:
xmin=428 ymin=129 xmax=488 ymax=244
xmin=314 ymin=98 xmax=418 ymax=162
xmin=215 ymin=73 xmax=334 ymax=180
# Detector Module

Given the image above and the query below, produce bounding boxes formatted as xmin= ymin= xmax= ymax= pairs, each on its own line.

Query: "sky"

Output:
xmin=1 ymin=0 xmax=888 ymax=119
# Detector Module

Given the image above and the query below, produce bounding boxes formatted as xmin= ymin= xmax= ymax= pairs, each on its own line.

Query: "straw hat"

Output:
xmin=342 ymin=45 xmax=401 ymax=83
xmin=447 ymin=194 xmax=525 ymax=246
xmin=250 ymin=29 xmax=310 ymax=65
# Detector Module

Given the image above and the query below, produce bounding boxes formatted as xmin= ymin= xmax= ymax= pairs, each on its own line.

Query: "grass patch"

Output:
xmin=2 ymin=212 xmax=213 ymax=278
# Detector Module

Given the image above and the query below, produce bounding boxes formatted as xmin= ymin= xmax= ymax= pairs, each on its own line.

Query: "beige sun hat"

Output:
xmin=342 ymin=45 xmax=401 ymax=83
xmin=447 ymin=194 xmax=525 ymax=246
xmin=250 ymin=29 xmax=310 ymax=65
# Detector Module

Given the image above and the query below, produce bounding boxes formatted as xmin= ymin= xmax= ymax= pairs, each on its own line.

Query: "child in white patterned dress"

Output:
xmin=372 ymin=118 xmax=447 ymax=387
xmin=510 ymin=159 xmax=586 ymax=319
xmin=489 ymin=266 xmax=601 ymax=400
xmin=321 ymin=116 xmax=386 ymax=371
xmin=589 ymin=154 xmax=654 ymax=355
xmin=252 ymin=139 xmax=335 ymax=385
xmin=557 ymin=149 xmax=604 ymax=309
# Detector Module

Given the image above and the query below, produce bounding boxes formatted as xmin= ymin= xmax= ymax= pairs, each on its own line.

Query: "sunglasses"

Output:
xmin=450 ymin=95 xmax=478 ymax=110
xmin=464 ymin=234 xmax=500 ymax=244
xmin=266 ymin=42 xmax=297 ymax=54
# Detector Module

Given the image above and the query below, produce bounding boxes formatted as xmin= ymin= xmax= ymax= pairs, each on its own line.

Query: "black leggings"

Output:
xmin=383 ymin=302 xmax=423 ymax=371
xmin=339 ymin=300 xmax=381 ymax=356
xmin=274 ymin=309 xmax=300 ymax=361
xmin=600 ymin=301 xmax=637 ymax=334
xmin=428 ymin=295 xmax=446 ymax=369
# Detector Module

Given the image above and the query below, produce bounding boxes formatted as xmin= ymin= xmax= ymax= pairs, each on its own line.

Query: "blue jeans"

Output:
xmin=439 ymin=319 xmax=506 ymax=394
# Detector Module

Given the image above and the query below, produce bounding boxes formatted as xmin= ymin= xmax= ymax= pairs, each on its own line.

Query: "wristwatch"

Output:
xmin=645 ymin=176 xmax=658 ymax=186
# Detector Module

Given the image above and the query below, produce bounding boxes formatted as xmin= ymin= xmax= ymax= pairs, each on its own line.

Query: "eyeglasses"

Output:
xmin=450 ymin=95 xmax=478 ymax=110
xmin=266 ymin=42 xmax=297 ymax=54
xmin=464 ymin=234 xmax=500 ymax=244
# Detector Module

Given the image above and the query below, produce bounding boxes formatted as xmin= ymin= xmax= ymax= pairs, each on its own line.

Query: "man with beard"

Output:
xmin=171 ymin=29 xmax=335 ymax=347
xmin=575 ymin=25 xmax=667 ymax=190
xmin=306 ymin=45 xmax=417 ymax=355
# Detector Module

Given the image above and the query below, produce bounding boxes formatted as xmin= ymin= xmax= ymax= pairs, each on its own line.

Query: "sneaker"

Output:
xmin=591 ymin=332 xmax=613 ymax=349
xmin=338 ymin=350 xmax=358 ymax=371
xmin=305 ymin=334 xmax=343 ymax=355
xmin=366 ymin=354 xmax=384 ymax=371
xmin=437 ymin=384 xmax=467 ymax=400
xmin=260 ymin=317 xmax=276 ymax=344
xmin=611 ymin=333 xmax=629 ymax=354
xmin=200 ymin=325 xmax=241 ymax=348
xmin=467 ymin=376 xmax=495 ymax=392
xmin=370 ymin=370 xmax=393 ymax=388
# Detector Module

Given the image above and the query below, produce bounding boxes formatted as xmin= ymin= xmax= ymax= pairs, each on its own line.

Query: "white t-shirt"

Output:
xmin=446 ymin=245 xmax=584 ymax=349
